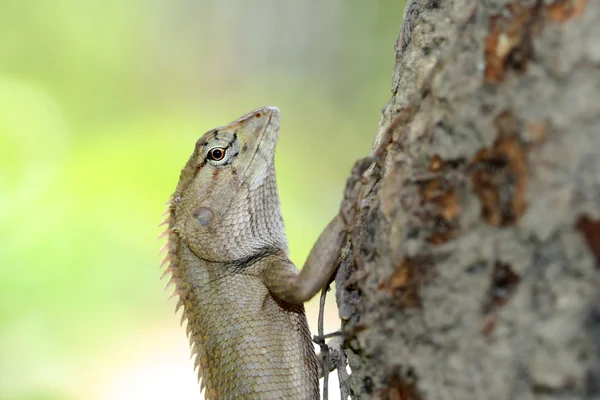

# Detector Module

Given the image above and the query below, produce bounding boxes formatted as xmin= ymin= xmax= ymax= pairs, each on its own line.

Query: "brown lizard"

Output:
xmin=160 ymin=106 xmax=347 ymax=399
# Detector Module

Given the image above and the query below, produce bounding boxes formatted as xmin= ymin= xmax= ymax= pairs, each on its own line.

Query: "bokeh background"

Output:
xmin=0 ymin=1 xmax=404 ymax=399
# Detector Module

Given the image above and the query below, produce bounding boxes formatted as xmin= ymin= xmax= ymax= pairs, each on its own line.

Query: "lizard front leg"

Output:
xmin=261 ymin=214 xmax=347 ymax=304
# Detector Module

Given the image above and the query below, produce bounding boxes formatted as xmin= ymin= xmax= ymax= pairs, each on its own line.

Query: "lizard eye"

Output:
xmin=207 ymin=147 xmax=226 ymax=161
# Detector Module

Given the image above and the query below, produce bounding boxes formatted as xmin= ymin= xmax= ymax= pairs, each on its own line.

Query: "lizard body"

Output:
xmin=161 ymin=107 xmax=346 ymax=399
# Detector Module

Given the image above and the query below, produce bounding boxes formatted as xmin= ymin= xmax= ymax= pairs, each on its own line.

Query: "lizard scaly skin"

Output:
xmin=161 ymin=107 xmax=347 ymax=399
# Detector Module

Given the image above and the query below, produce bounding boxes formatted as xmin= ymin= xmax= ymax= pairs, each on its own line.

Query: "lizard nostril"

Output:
xmin=193 ymin=207 xmax=214 ymax=226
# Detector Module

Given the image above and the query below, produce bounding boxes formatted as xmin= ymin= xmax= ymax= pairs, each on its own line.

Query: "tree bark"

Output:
xmin=336 ymin=0 xmax=600 ymax=399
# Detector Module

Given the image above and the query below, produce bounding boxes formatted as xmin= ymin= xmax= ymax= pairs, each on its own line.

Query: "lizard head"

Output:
xmin=167 ymin=106 xmax=288 ymax=263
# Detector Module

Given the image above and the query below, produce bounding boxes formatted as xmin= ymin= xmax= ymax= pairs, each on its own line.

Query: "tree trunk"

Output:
xmin=335 ymin=0 xmax=600 ymax=398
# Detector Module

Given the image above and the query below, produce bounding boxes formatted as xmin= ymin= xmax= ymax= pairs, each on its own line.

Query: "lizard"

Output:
xmin=160 ymin=106 xmax=348 ymax=399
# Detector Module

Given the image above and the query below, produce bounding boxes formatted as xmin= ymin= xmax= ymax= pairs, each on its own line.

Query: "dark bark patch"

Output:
xmin=418 ymin=175 xmax=459 ymax=245
xmin=470 ymin=111 xmax=528 ymax=226
xmin=577 ymin=215 xmax=600 ymax=267
xmin=415 ymin=155 xmax=464 ymax=244
xmin=482 ymin=316 xmax=497 ymax=337
xmin=548 ymin=0 xmax=586 ymax=23
xmin=484 ymin=1 xmax=542 ymax=84
xmin=428 ymin=154 xmax=466 ymax=172
xmin=428 ymin=154 xmax=444 ymax=172
xmin=379 ymin=367 xmax=421 ymax=400
xmin=381 ymin=259 xmax=421 ymax=309
xmin=345 ymin=270 xmax=370 ymax=287
xmin=363 ymin=376 xmax=374 ymax=394
xmin=380 ymin=257 xmax=435 ymax=309
xmin=482 ymin=261 xmax=521 ymax=314
xmin=427 ymin=0 xmax=440 ymax=9
xmin=484 ymin=0 xmax=586 ymax=84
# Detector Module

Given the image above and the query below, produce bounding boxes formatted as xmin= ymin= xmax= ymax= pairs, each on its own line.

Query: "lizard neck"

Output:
xmin=223 ymin=166 xmax=289 ymax=257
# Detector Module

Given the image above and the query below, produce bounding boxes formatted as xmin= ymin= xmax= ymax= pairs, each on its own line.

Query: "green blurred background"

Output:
xmin=0 ymin=1 xmax=403 ymax=399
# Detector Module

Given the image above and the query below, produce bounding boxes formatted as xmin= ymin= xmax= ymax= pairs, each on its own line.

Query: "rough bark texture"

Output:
xmin=336 ymin=0 xmax=600 ymax=399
